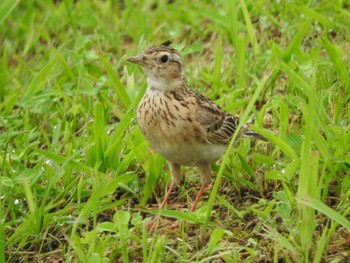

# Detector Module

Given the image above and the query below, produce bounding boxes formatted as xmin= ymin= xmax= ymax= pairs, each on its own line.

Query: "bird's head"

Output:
xmin=127 ymin=43 xmax=185 ymax=91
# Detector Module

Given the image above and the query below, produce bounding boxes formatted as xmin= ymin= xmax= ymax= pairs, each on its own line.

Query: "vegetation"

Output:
xmin=1 ymin=0 xmax=349 ymax=262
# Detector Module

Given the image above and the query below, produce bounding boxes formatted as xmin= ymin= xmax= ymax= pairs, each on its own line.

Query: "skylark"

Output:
xmin=127 ymin=42 xmax=266 ymax=213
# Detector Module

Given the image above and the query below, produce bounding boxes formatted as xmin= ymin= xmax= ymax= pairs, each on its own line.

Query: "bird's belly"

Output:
xmin=138 ymin=113 xmax=227 ymax=165
xmin=157 ymin=142 xmax=227 ymax=166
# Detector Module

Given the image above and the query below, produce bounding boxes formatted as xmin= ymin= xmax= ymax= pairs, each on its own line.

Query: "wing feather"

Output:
xmin=195 ymin=94 xmax=239 ymax=144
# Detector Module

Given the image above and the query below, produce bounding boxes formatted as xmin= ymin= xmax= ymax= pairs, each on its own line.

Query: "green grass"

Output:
xmin=1 ymin=0 xmax=350 ymax=262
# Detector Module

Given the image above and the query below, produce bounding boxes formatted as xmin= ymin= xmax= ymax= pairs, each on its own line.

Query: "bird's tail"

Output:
xmin=243 ymin=131 xmax=268 ymax=142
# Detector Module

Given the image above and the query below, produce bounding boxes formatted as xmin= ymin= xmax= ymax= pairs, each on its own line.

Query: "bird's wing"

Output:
xmin=194 ymin=94 xmax=240 ymax=144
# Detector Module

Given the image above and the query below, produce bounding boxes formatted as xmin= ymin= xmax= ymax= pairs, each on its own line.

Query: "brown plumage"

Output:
xmin=127 ymin=44 xmax=266 ymax=214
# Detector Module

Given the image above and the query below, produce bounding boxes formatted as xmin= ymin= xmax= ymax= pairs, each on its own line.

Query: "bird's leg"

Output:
xmin=158 ymin=181 xmax=176 ymax=209
xmin=158 ymin=163 xmax=182 ymax=209
xmin=191 ymin=163 xmax=212 ymax=212
xmin=149 ymin=180 xmax=176 ymax=234
xmin=149 ymin=163 xmax=182 ymax=233
xmin=191 ymin=184 xmax=207 ymax=212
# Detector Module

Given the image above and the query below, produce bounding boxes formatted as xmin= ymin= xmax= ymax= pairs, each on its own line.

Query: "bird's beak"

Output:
xmin=127 ymin=55 xmax=146 ymax=66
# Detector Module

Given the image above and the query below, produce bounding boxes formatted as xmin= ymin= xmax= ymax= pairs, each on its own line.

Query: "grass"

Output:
xmin=1 ymin=0 xmax=350 ymax=262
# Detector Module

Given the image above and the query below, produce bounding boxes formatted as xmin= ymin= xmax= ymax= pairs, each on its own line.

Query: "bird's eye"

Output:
xmin=160 ymin=55 xmax=169 ymax=63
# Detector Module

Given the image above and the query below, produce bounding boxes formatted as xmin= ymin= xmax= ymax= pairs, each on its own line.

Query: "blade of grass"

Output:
xmin=227 ymin=0 xmax=238 ymax=50
xmin=236 ymin=33 xmax=247 ymax=88
xmin=279 ymin=61 xmax=311 ymax=94
xmin=142 ymin=224 xmax=148 ymax=262
xmin=52 ymin=48 xmax=75 ymax=81
xmin=207 ymin=228 xmax=232 ymax=255
xmin=239 ymin=0 xmax=259 ymax=56
xmin=86 ymin=103 xmax=107 ymax=171
xmin=321 ymin=36 xmax=349 ymax=90
xmin=0 ymin=46 xmax=8 ymax=102
xmin=298 ymin=151 xmax=319 ymax=257
xmin=296 ymin=197 xmax=350 ymax=230
xmin=263 ymin=225 xmax=298 ymax=259
xmin=99 ymin=53 xmax=131 ymax=110
xmin=297 ymin=67 xmax=319 ymax=258
xmin=24 ymin=59 xmax=58 ymax=97
xmin=148 ymin=235 xmax=166 ymax=263
xmin=78 ymin=173 xmax=135 ymax=220
xmin=36 ymin=148 xmax=104 ymax=176
xmin=146 ymin=209 xmax=203 ymax=224
xmin=212 ymin=36 xmax=222 ymax=96
xmin=313 ymin=221 xmax=330 ymax=263
xmin=105 ymin=81 xmax=146 ymax=159
xmin=142 ymin=153 xmax=165 ymax=205
xmin=22 ymin=177 xmax=41 ymax=235
xmin=283 ymin=18 xmax=312 ymax=62
xmin=114 ymin=210 xmax=131 ymax=263
xmin=0 ymin=223 xmax=4 ymax=263
xmin=0 ymin=0 xmax=19 ymax=26
xmin=291 ymin=5 xmax=330 ymax=27
xmin=70 ymin=172 xmax=135 ymax=239
xmin=252 ymin=128 xmax=298 ymax=160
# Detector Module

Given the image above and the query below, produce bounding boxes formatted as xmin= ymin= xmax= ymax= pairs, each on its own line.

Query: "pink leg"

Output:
xmin=190 ymin=184 xmax=207 ymax=212
xmin=191 ymin=163 xmax=211 ymax=212
xmin=158 ymin=181 xmax=176 ymax=209
xmin=149 ymin=181 xmax=176 ymax=234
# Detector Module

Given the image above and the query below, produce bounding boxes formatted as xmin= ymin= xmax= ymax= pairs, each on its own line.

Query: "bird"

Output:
xmin=127 ymin=42 xmax=266 ymax=214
